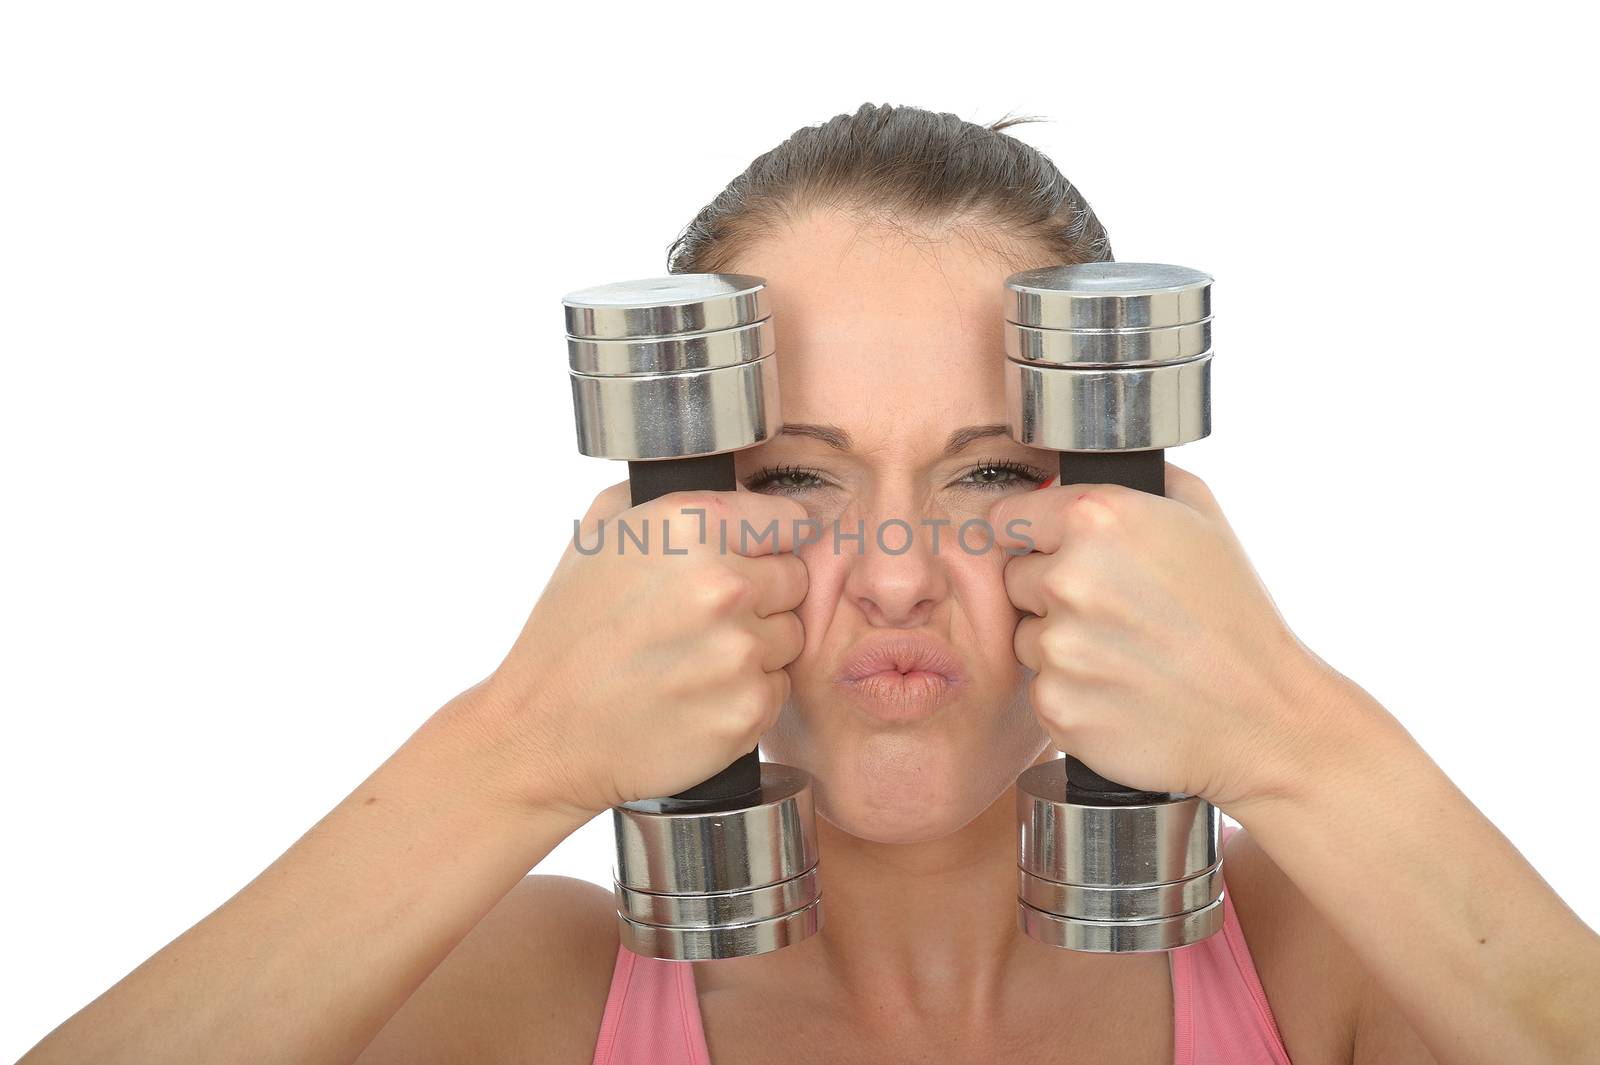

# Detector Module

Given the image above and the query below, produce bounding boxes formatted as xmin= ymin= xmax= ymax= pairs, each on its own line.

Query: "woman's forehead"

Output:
xmin=732 ymin=210 xmax=1015 ymax=326
xmin=730 ymin=213 xmax=1018 ymax=424
xmin=772 ymin=343 xmax=1008 ymax=439
xmin=769 ymin=299 xmax=1012 ymax=437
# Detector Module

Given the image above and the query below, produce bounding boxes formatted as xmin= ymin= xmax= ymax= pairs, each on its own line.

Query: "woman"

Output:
xmin=20 ymin=103 xmax=1599 ymax=1065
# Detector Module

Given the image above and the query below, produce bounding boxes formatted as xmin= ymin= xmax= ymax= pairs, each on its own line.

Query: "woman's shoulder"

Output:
xmin=356 ymin=874 xmax=620 ymax=1065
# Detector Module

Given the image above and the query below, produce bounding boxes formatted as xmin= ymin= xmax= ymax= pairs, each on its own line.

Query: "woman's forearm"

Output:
xmin=1233 ymin=672 xmax=1600 ymax=1065
xmin=20 ymin=688 xmax=593 ymax=1065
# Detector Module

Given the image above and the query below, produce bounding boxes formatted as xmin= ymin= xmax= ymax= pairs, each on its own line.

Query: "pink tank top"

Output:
xmin=591 ymin=830 xmax=1290 ymax=1065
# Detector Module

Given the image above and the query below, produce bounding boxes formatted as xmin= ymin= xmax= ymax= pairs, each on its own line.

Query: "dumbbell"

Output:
xmin=1003 ymin=262 xmax=1225 ymax=952
xmin=562 ymin=274 xmax=823 ymax=961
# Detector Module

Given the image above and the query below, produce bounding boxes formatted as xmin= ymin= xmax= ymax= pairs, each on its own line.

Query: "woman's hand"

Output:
xmin=989 ymin=463 xmax=1373 ymax=808
xmin=468 ymin=481 xmax=810 ymax=818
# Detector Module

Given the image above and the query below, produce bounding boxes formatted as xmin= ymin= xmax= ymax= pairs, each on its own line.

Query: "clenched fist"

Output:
xmin=991 ymin=464 xmax=1362 ymax=809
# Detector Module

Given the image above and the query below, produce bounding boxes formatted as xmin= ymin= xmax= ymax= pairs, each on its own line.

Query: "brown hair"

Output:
xmin=666 ymin=102 xmax=1113 ymax=274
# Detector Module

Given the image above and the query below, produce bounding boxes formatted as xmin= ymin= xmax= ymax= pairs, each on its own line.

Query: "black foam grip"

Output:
xmin=627 ymin=454 xmax=762 ymax=803
xmin=1056 ymin=451 xmax=1171 ymax=805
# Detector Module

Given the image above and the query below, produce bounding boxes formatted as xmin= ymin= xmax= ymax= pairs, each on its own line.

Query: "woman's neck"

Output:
xmin=794 ymin=747 xmax=1087 ymax=1024
xmin=689 ymin=749 xmax=1174 ymax=1050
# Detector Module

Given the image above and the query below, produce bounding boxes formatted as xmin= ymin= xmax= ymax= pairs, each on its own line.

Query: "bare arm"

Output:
xmin=353 ymin=875 xmax=619 ymax=1065
xmin=18 ymin=686 xmax=592 ymax=1065
xmin=1231 ymin=666 xmax=1600 ymax=1065
xmin=17 ymin=482 xmax=808 ymax=1065
xmin=992 ymin=466 xmax=1600 ymax=1065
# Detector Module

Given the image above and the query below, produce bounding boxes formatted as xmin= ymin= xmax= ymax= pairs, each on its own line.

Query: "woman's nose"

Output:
xmin=840 ymin=514 xmax=950 ymax=628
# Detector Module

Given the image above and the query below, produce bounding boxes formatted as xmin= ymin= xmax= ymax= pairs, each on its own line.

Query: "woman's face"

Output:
xmin=727 ymin=210 xmax=1058 ymax=845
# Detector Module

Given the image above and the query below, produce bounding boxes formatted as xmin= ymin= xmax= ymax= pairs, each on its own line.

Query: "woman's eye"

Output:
xmin=745 ymin=460 xmax=1048 ymax=495
xmin=958 ymin=460 xmax=1050 ymax=491
xmin=745 ymin=465 xmax=828 ymax=494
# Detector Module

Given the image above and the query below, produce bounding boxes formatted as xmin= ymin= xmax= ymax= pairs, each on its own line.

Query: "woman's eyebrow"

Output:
xmin=778 ymin=422 xmax=1012 ymax=457
xmin=942 ymin=423 xmax=1012 ymax=456
xmin=779 ymin=423 xmax=853 ymax=450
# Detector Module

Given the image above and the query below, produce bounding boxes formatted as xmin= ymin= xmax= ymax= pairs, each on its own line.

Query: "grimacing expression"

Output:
xmin=726 ymin=210 xmax=1061 ymax=845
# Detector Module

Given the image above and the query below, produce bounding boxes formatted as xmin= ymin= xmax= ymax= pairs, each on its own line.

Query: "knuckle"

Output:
xmin=1061 ymin=489 xmax=1124 ymax=536
xmin=1038 ymin=624 xmax=1111 ymax=683
xmin=632 ymin=495 xmax=672 ymax=521
xmin=1030 ymin=673 xmax=1079 ymax=732
xmin=1039 ymin=625 xmax=1085 ymax=672
xmin=726 ymin=679 xmax=776 ymax=743
xmin=1041 ymin=560 xmax=1121 ymax=620
xmin=656 ymin=658 xmax=704 ymax=701
xmin=735 ymin=630 xmax=768 ymax=672
xmin=1169 ymin=464 xmax=1213 ymax=496
xmin=1041 ymin=565 xmax=1088 ymax=608
xmin=692 ymin=566 xmax=753 ymax=618
xmin=582 ymin=486 xmax=622 ymax=522
xmin=666 ymin=490 xmax=725 ymax=513
xmin=645 ymin=491 xmax=726 ymax=536
xmin=574 ymin=486 xmax=631 ymax=541
xmin=710 ymin=706 xmax=754 ymax=747
xmin=709 ymin=625 xmax=762 ymax=672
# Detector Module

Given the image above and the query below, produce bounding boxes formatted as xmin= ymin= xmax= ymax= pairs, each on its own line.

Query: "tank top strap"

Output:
xmin=590 ymin=944 xmax=711 ymax=1065
xmin=1170 ymin=824 xmax=1293 ymax=1065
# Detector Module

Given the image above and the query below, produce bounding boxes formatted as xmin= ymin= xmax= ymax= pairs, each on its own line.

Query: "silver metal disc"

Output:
xmin=618 ymin=897 xmax=824 ymax=962
xmin=1018 ymin=862 xmax=1224 ymax=921
xmin=568 ymin=318 xmax=775 ymax=376
xmin=571 ymin=355 xmax=781 ymax=460
xmin=615 ymin=866 xmax=821 ymax=928
xmin=564 ymin=273 xmax=770 ymax=340
xmin=613 ymin=762 xmax=819 ymax=895
xmin=1006 ymin=354 xmax=1211 ymax=453
xmin=1004 ymin=319 xmax=1212 ymax=367
xmin=1016 ymin=760 xmax=1220 ymax=887
xmin=1006 ymin=263 xmax=1212 ymax=331
xmin=1018 ymin=894 xmax=1224 ymax=953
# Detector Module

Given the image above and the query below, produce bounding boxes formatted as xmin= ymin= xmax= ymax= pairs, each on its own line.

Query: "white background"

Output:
xmin=3 ymin=2 xmax=1597 ymax=1059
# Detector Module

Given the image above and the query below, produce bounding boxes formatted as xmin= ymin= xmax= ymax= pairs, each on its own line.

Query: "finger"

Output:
xmin=992 ymin=479 xmax=1175 ymax=556
xmin=644 ymin=490 xmax=813 ymax=557
xmin=1001 ymin=549 xmax=1057 ymax=618
xmin=989 ymin=486 xmax=1121 ymax=556
xmin=754 ymin=610 xmax=806 ymax=670
xmin=760 ymin=668 xmax=792 ymax=731
xmin=721 ymin=551 xmax=808 ymax=616
xmin=1014 ymin=614 xmax=1045 ymax=672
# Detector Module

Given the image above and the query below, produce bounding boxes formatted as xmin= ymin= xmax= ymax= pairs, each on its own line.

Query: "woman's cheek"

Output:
xmin=792 ymin=538 xmax=847 ymax=649
xmin=944 ymin=538 xmax=1026 ymax=661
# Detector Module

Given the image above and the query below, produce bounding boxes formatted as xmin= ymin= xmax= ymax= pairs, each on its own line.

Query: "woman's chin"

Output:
xmin=817 ymin=800 xmax=987 ymax=845
xmin=763 ymin=688 xmax=1050 ymax=845
xmin=803 ymin=743 xmax=1027 ymax=844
